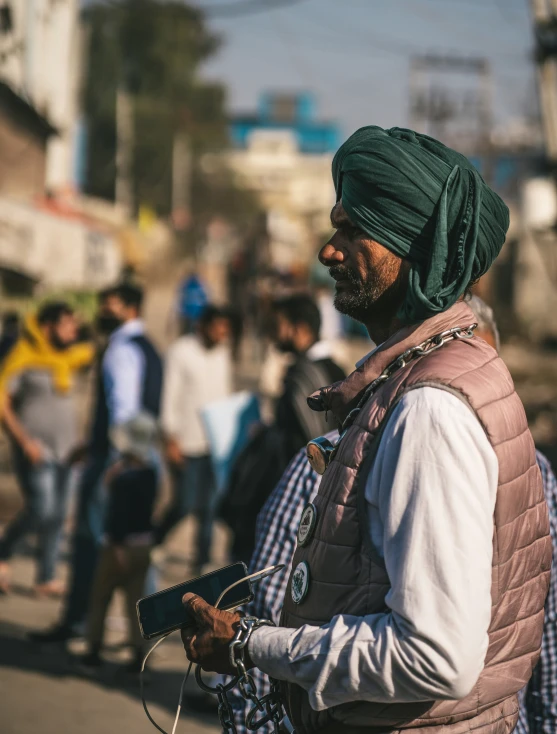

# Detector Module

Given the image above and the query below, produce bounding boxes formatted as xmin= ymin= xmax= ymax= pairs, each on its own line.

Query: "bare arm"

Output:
xmin=1 ymin=393 xmax=43 ymax=464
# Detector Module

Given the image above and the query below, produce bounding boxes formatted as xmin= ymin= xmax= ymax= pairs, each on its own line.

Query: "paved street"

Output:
xmin=0 ymin=472 xmax=222 ymax=734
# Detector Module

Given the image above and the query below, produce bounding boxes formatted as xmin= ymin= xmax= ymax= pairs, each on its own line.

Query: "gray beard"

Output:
xmin=331 ymin=266 xmax=408 ymax=326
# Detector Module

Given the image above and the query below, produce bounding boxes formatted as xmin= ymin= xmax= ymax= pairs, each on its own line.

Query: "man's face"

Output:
xmin=274 ymin=312 xmax=297 ymax=354
xmin=96 ymin=295 xmax=131 ymax=335
xmin=319 ymin=202 xmax=408 ymax=325
xmin=50 ymin=313 xmax=78 ymax=349
xmin=204 ymin=317 xmax=230 ymax=347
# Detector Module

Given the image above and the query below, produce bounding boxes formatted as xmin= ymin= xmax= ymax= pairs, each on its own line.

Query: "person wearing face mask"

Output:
xmin=272 ymin=294 xmax=345 ymax=461
xmin=0 ymin=302 xmax=93 ymax=596
xmin=30 ymin=283 xmax=163 ymax=645
xmin=222 ymin=295 xmax=345 ymax=564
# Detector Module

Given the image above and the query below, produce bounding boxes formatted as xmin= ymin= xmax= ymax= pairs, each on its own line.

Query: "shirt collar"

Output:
xmin=306 ymin=340 xmax=333 ymax=362
xmin=355 ymin=342 xmax=381 ymax=369
xmin=109 ymin=318 xmax=144 ymax=343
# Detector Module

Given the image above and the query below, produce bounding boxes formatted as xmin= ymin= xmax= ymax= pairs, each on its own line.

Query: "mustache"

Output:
xmin=329 ymin=265 xmax=361 ymax=284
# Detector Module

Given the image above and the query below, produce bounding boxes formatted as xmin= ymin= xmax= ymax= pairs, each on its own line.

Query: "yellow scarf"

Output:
xmin=0 ymin=315 xmax=95 ymax=410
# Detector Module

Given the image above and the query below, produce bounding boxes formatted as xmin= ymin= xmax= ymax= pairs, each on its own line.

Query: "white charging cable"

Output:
xmin=140 ymin=564 xmax=285 ymax=734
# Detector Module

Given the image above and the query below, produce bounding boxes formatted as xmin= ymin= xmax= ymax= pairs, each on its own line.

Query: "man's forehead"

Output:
xmin=330 ymin=201 xmax=353 ymax=227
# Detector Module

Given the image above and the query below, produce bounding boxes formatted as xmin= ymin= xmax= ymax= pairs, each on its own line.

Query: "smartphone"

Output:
xmin=136 ymin=562 xmax=253 ymax=640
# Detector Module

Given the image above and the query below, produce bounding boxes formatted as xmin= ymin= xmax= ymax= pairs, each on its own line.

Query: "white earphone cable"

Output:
xmin=140 ymin=564 xmax=285 ymax=734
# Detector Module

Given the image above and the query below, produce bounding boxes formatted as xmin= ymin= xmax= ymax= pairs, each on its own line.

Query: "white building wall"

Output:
xmin=0 ymin=196 xmax=122 ymax=289
xmin=226 ymin=129 xmax=335 ymax=269
xmin=0 ymin=0 xmax=81 ymax=191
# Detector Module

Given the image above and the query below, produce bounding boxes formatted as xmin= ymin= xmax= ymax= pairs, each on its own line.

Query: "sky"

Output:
xmin=195 ymin=0 xmax=537 ymax=139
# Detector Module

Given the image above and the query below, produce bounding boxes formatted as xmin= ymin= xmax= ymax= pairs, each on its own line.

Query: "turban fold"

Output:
xmin=332 ymin=126 xmax=509 ymax=324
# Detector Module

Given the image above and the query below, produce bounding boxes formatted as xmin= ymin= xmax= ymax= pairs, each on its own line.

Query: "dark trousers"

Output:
xmin=156 ymin=456 xmax=216 ymax=566
xmin=62 ymin=455 xmax=108 ymax=633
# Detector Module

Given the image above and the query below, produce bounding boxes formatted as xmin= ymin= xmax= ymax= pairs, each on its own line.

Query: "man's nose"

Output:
xmin=319 ymin=241 xmax=345 ymax=266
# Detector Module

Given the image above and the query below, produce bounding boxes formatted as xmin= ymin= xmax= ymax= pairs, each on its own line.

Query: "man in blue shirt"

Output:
xmin=30 ymin=283 xmax=163 ymax=644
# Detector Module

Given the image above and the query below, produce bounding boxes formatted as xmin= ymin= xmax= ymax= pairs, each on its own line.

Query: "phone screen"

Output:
xmin=136 ymin=562 xmax=252 ymax=639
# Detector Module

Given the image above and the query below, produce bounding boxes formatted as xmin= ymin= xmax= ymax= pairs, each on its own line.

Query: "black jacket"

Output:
xmin=276 ymin=355 xmax=345 ymax=460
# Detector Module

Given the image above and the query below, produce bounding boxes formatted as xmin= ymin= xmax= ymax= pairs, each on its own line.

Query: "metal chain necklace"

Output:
xmin=307 ymin=323 xmax=477 ymax=475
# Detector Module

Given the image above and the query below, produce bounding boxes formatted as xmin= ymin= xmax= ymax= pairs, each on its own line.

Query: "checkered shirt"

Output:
xmin=515 ymin=451 xmax=557 ymax=734
xmin=230 ymin=437 xmax=329 ymax=733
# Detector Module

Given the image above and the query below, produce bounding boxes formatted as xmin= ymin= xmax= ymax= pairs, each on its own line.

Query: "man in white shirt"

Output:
xmin=178 ymin=127 xmax=550 ymax=734
xmin=157 ymin=305 xmax=232 ymax=571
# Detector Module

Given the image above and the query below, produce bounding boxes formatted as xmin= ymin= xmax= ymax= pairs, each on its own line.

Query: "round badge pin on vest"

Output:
xmin=306 ymin=436 xmax=337 ymax=475
xmin=291 ymin=561 xmax=311 ymax=605
xmin=297 ymin=503 xmax=317 ymax=547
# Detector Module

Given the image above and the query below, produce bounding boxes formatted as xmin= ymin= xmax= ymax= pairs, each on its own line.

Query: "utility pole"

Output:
xmin=115 ymin=83 xmax=135 ymax=220
xmin=530 ymin=0 xmax=557 ymax=165
xmin=409 ymin=54 xmax=494 ymax=182
xmin=171 ymin=131 xmax=192 ymax=230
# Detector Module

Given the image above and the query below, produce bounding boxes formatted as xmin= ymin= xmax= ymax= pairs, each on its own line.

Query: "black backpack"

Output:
xmin=219 ymin=424 xmax=290 ymax=563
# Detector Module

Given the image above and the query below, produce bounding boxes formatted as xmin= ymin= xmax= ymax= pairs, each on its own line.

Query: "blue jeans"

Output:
xmin=0 ymin=450 xmax=71 ymax=584
xmin=156 ymin=456 xmax=216 ymax=566
xmin=61 ymin=454 xmax=109 ymax=633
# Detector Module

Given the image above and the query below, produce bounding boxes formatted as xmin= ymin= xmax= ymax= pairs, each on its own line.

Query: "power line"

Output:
xmin=296 ymin=9 xmax=531 ymax=65
xmin=196 ymin=0 xmax=307 ymax=18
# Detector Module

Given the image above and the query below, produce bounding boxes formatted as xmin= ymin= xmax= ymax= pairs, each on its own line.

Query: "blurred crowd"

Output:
xmin=0 ymin=275 xmax=348 ymax=676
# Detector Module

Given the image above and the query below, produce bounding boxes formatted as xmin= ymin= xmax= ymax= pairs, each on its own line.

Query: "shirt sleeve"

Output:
xmin=160 ymin=343 xmax=183 ymax=439
xmin=249 ymin=387 xmax=498 ymax=711
xmin=103 ymin=341 xmax=145 ymax=426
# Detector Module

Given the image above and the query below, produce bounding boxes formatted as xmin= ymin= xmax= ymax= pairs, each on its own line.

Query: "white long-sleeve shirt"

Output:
xmin=161 ymin=334 xmax=232 ymax=456
xmin=103 ymin=319 xmax=146 ymax=426
xmin=249 ymin=387 xmax=499 ymax=712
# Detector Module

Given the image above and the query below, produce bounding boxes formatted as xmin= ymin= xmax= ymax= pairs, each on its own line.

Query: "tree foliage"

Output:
xmin=82 ymin=0 xmax=261 ymax=235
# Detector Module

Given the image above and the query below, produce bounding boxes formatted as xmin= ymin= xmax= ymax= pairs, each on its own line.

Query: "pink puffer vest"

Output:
xmin=280 ymin=302 xmax=551 ymax=734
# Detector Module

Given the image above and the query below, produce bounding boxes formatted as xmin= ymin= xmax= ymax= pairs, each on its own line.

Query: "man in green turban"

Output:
xmin=178 ymin=128 xmax=549 ymax=734
xmin=326 ymin=125 xmax=509 ymax=335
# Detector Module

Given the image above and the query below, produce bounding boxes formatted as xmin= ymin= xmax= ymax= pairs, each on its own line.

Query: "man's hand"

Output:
xmin=23 ymin=439 xmax=44 ymax=466
xmin=165 ymin=438 xmax=185 ymax=469
xmin=181 ymin=593 xmax=248 ymax=675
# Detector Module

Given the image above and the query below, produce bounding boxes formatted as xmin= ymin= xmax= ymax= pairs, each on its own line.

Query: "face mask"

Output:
xmin=50 ymin=334 xmax=72 ymax=351
xmin=276 ymin=338 xmax=297 ymax=354
xmin=96 ymin=314 xmax=123 ymax=336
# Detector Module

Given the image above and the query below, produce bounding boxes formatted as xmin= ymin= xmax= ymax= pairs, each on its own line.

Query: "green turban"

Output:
xmin=332 ymin=126 xmax=509 ymax=324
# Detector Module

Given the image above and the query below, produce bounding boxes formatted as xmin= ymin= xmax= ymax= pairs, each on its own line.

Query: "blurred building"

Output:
xmin=0 ymin=2 xmax=154 ymax=305
xmin=0 ymin=80 xmax=55 ymax=200
xmin=227 ymin=92 xmax=340 ymax=271
xmin=0 ymin=0 xmax=82 ymax=191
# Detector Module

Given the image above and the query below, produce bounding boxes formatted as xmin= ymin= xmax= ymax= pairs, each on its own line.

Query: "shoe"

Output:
xmin=34 ymin=580 xmax=66 ymax=599
xmin=125 ymin=652 xmax=146 ymax=676
xmin=27 ymin=624 xmax=78 ymax=644
xmin=74 ymin=651 xmax=104 ymax=676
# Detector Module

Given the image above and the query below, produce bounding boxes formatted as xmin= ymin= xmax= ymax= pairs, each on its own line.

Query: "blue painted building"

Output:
xmin=229 ymin=92 xmax=340 ymax=155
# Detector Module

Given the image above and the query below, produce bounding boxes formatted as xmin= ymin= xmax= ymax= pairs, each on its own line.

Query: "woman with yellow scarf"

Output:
xmin=0 ymin=303 xmax=94 ymax=596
